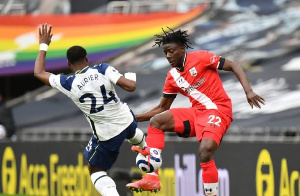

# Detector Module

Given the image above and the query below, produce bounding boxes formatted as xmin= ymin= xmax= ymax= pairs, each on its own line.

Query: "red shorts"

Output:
xmin=169 ymin=107 xmax=232 ymax=146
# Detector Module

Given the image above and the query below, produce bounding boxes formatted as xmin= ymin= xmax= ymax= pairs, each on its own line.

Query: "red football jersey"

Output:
xmin=163 ymin=50 xmax=233 ymax=119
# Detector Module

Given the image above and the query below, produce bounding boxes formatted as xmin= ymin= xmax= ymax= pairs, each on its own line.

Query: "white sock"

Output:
xmin=91 ymin=171 xmax=119 ymax=196
xmin=128 ymin=128 xmax=146 ymax=148
xmin=203 ymin=182 xmax=218 ymax=196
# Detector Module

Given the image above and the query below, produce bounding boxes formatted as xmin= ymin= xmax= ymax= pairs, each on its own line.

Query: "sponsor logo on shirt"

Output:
xmin=181 ymin=78 xmax=205 ymax=94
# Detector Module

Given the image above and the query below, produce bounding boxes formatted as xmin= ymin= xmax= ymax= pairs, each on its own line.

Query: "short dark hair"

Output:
xmin=66 ymin=46 xmax=87 ymax=64
xmin=153 ymin=27 xmax=193 ymax=49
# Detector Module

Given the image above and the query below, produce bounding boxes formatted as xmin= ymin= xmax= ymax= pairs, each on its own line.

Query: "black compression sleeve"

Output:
xmin=218 ymin=57 xmax=225 ymax=70
xmin=163 ymin=93 xmax=177 ymax=98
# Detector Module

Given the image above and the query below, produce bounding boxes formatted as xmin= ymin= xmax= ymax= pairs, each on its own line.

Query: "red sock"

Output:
xmin=200 ymin=160 xmax=218 ymax=183
xmin=146 ymin=126 xmax=165 ymax=149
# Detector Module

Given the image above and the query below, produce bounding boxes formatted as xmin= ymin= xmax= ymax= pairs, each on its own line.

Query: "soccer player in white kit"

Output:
xmin=34 ymin=24 xmax=146 ymax=196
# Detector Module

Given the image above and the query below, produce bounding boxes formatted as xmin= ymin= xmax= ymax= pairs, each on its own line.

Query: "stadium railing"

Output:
xmin=0 ymin=0 xmax=25 ymax=15
xmin=14 ymin=126 xmax=300 ymax=143
xmin=106 ymin=0 xmax=212 ymax=14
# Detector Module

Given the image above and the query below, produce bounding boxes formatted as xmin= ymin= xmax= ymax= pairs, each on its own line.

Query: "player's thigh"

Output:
xmin=150 ymin=110 xmax=175 ymax=132
xmin=169 ymin=107 xmax=196 ymax=137
xmin=195 ymin=110 xmax=232 ymax=146
xmin=83 ymin=134 xmax=125 ymax=170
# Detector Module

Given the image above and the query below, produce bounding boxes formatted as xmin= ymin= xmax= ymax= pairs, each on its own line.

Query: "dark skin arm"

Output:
xmin=222 ymin=59 xmax=265 ymax=108
xmin=116 ymin=76 xmax=136 ymax=92
xmin=35 ymin=23 xmax=135 ymax=93
xmin=135 ymin=96 xmax=175 ymax=122
xmin=34 ymin=23 xmax=53 ymax=86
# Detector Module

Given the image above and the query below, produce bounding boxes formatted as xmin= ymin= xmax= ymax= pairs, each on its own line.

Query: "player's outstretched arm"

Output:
xmin=34 ymin=23 xmax=53 ymax=85
xmin=222 ymin=59 xmax=265 ymax=109
xmin=135 ymin=96 xmax=175 ymax=122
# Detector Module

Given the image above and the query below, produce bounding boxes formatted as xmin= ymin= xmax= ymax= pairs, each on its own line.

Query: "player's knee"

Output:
xmin=149 ymin=111 xmax=174 ymax=131
xmin=149 ymin=115 xmax=164 ymax=129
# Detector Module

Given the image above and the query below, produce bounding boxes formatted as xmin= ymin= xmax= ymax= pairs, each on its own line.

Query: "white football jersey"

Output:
xmin=49 ymin=63 xmax=134 ymax=141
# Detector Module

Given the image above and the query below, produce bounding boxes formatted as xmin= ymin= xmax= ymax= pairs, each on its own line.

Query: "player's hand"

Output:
xmin=39 ymin=23 xmax=53 ymax=45
xmin=246 ymin=90 xmax=265 ymax=109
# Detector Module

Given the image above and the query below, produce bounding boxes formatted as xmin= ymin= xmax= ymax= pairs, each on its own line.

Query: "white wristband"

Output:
xmin=124 ymin=72 xmax=136 ymax=82
xmin=40 ymin=43 xmax=48 ymax=51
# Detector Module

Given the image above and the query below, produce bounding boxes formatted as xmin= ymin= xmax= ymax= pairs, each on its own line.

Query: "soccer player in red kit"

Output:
xmin=126 ymin=28 xmax=265 ymax=195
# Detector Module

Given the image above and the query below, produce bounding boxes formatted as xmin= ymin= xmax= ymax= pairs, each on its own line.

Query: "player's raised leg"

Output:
xmin=127 ymin=126 xmax=164 ymax=192
xmin=126 ymin=136 xmax=162 ymax=192
xmin=127 ymin=111 xmax=172 ymax=192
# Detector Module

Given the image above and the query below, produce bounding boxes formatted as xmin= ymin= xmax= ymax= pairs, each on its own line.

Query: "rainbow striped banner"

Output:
xmin=0 ymin=5 xmax=206 ymax=76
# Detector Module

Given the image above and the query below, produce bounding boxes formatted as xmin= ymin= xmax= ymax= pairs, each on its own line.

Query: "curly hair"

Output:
xmin=153 ymin=27 xmax=193 ymax=49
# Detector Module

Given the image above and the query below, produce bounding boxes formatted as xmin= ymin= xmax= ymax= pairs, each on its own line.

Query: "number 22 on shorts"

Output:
xmin=207 ymin=115 xmax=221 ymax=127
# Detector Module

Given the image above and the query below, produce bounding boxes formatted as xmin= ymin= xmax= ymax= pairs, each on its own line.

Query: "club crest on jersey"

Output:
xmin=189 ymin=67 xmax=197 ymax=77
xmin=210 ymin=55 xmax=218 ymax=64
